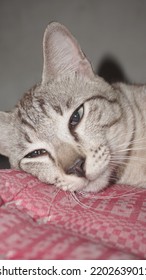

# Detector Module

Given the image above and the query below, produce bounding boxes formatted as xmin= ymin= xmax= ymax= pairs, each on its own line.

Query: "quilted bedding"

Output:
xmin=0 ymin=169 xmax=146 ymax=259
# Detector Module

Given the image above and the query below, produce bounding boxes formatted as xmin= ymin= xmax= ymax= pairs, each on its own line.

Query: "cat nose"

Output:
xmin=66 ymin=158 xmax=85 ymax=178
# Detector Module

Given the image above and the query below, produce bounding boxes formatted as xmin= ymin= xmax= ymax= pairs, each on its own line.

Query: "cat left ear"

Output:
xmin=42 ymin=22 xmax=94 ymax=84
xmin=0 ymin=111 xmax=13 ymax=157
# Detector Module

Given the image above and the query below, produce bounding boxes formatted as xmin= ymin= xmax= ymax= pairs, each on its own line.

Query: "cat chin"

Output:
xmin=83 ymin=178 xmax=108 ymax=192
xmin=83 ymin=171 xmax=110 ymax=193
xmin=83 ymin=179 xmax=108 ymax=193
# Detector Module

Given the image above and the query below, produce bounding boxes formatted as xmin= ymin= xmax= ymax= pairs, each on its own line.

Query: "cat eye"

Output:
xmin=69 ymin=104 xmax=84 ymax=128
xmin=25 ymin=149 xmax=47 ymax=158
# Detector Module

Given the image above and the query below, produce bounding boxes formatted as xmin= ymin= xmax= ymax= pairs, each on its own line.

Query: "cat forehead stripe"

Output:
xmin=17 ymin=110 xmax=36 ymax=131
xmin=52 ymin=105 xmax=63 ymax=115
xmin=24 ymin=133 xmax=32 ymax=143
xmin=36 ymin=98 xmax=49 ymax=117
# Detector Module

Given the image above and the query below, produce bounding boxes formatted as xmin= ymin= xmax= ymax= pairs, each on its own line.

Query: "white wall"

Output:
xmin=0 ymin=0 xmax=146 ymax=110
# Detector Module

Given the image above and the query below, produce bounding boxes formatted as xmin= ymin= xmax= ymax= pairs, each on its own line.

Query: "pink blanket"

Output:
xmin=0 ymin=169 xmax=146 ymax=259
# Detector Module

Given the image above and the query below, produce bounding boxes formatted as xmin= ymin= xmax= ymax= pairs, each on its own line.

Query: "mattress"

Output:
xmin=0 ymin=169 xmax=145 ymax=259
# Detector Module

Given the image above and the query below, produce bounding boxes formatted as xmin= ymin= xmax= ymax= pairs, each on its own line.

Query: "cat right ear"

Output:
xmin=0 ymin=111 xmax=13 ymax=157
xmin=42 ymin=22 xmax=94 ymax=84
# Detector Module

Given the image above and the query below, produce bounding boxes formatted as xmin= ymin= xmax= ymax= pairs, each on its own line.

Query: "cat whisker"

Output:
xmin=115 ymin=147 xmax=146 ymax=153
xmin=47 ymin=188 xmax=61 ymax=216
xmin=65 ymin=191 xmax=75 ymax=209
xmin=112 ymin=155 xmax=146 ymax=163
xmin=110 ymin=158 xmax=134 ymax=167
xmin=70 ymin=191 xmax=92 ymax=209
xmin=75 ymin=186 xmax=146 ymax=207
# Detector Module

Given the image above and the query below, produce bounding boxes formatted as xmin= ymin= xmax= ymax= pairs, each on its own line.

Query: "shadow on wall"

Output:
xmin=97 ymin=55 xmax=128 ymax=84
xmin=0 ymin=56 xmax=128 ymax=169
xmin=0 ymin=155 xmax=10 ymax=169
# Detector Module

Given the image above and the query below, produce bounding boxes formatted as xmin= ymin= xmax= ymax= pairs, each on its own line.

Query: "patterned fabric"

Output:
xmin=0 ymin=169 xmax=145 ymax=259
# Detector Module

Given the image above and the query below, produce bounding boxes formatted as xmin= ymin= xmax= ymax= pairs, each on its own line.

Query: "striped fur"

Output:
xmin=0 ymin=22 xmax=146 ymax=192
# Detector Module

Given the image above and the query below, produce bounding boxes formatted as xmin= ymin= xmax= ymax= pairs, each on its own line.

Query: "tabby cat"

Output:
xmin=0 ymin=22 xmax=146 ymax=192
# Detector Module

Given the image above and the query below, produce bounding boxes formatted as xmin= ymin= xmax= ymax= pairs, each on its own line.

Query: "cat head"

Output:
xmin=0 ymin=22 xmax=131 ymax=192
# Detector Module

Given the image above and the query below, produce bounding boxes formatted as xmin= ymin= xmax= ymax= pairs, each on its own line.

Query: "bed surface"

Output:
xmin=0 ymin=169 xmax=146 ymax=259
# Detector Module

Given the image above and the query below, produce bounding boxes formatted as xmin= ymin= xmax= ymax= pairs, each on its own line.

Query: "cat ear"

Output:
xmin=0 ymin=111 xmax=13 ymax=157
xmin=42 ymin=22 xmax=94 ymax=83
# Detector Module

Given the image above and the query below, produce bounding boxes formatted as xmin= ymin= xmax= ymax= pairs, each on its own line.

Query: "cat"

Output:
xmin=0 ymin=22 xmax=146 ymax=193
